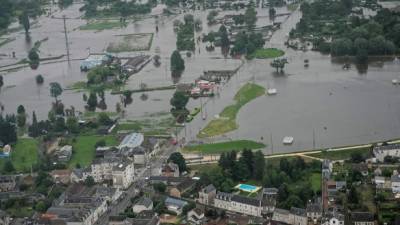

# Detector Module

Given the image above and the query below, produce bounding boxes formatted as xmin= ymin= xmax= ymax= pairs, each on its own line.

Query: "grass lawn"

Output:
xmin=116 ymin=115 xmax=176 ymax=135
xmin=358 ymin=184 xmax=376 ymax=213
xmin=69 ymin=135 xmax=118 ymax=168
xmin=308 ymin=147 xmax=372 ymax=160
xmin=189 ymin=163 xmax=218 ymax=173
xmin=183 ymin=140 xmax=266 ymax=154
xmin=6 ymin=206 xmax=34 ymax=218
xmin=80 ymin=20 xmax=126 ymax=30
xmin=309 ymin=172 xmax=321 ymax=192
xmin=250 ymin=48 xmax=285 ymax=59
xmin=0 ymin=138 xmax=39 ymax=173
xmin=198 ymin=83 xmax=265 ymax=138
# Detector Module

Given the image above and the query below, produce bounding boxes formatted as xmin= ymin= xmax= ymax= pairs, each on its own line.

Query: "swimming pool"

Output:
xmin=235 ymin=184 xmax=261 ymax=193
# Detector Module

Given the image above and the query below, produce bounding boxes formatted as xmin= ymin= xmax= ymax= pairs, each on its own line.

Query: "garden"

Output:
xmin=183 ymin=140 xmax=266 ymax=154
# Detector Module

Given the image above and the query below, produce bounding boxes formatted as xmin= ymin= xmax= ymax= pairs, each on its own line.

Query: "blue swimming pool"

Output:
xmin=237 ymin=184 xmax=259 ymax=192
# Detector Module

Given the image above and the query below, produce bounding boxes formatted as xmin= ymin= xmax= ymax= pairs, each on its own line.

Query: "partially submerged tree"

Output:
xmin=270 ymin=58 xmax=288 ymax=73
xmin=170 ymin=50 xmax=185 ymax=75
xmin=50 ymin=82 xmax=63 ymax=103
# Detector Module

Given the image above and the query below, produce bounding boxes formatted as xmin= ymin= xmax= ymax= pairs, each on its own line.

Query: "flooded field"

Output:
xmin=1 ymin=2 xmax=400 ymax=153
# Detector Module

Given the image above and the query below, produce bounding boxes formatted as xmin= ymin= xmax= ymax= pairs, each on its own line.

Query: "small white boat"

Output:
xmin=392 ymin=79 xmax=399 ymax=85
xmin=283 ymin=136 xmax=294 ymax=145
xmin=267 ymin=88 xmax=277 ymax=95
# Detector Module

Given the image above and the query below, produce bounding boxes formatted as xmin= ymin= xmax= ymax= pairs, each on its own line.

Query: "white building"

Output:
xmin=214 ymin=192 xmax=262 ymax=217
xmin=272 ymin=208 xmax=291 ymax=224
xmin=391 ymin=174 xmax=400 ymax=193
xmin=198 ymin=184 xmax=216 ymax=205
xmin=373 ymin=144 xmax=400 ymax=162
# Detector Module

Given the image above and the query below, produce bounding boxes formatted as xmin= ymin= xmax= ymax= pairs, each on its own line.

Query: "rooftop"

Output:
xmin=231 ymin=195 xmax=261 ymax=207
xmin=290 ymin=207 xmax=307 ymax=217
xmin=136 ymin=197 xmax=153 ymax=208
xmin=118 ymin=133 xmax=144 ymax=149
xmin=350 ymin=212 xmax=375 ymax=222
xmin=165 ymin=197 xmax=187 ymax=208
xmin=374 ymin=144 xmax=400 ymax=151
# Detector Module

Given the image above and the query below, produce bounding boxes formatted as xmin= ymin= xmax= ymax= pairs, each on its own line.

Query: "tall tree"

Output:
xmin=19 ymin=10 xmax=30 ymax=34
xmin=0 ymin=75 xmax=3 ymax=89
xmin=219 ymin=25 xmax=230 ymax=49
xmin=170 ymin=50 xmax=185 ymax=74
xmin=244 ymin=6 xmax=257 ymax=30
xmin=168 ymin=152 xmax=187 ymax=173
xmin=253 ymin=150 xmax=265 ymax=180
xmin=49 ymin=82 xmax=63 ymax=102
xmin=28 ymin=111 xmax=40 ymax=137
xmin=87 ymin=92 xmax=98 ymax=111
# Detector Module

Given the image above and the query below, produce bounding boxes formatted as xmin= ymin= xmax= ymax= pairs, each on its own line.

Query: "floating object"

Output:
xmin=342 ymin=63 xmax=351 ymax=70
xmin=304 ymin=63 xmax=309 ymax=67
xmin=267 ymin=88 xmax=277 ymax=95
xmin=283 ymin=136 xmax=294 ymax=145
xmin=392 ymin=79 xmax=399 ymax=85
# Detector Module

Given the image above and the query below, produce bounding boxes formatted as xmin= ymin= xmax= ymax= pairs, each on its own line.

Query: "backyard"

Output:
xmin=69 ymin=135 xmax=119 ymax=168
xmin=198 ymin=83 xmax=265 ymax=138
xmin=0 ymin=138 xmax=39 ymax=173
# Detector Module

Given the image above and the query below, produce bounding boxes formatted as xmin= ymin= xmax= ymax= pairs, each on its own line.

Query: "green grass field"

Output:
xmin=310 ymin=172 xmax=321 ymax=192
xmin=80 ymin=20 xmax=126 ymax=30
xmin=183 ymin=140 xmax=266 ymax=154
xmin=69 ymin=135 xmax=118 ymax=168
xmin=308 ymin=147 xmax=372 ymax=160
xmin=198 ymin=83 xmax=265 ymax=138
xmin=0 ymin=138 xmax=39 ymax=173
xmin=250 ymin=48 xmax=285 ymax=59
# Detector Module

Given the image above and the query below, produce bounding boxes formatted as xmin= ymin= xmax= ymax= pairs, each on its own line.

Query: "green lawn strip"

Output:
xmin=309 ymin=172 xmax=321 ymax=192
xmin=188 ymin=163 xmax=218 ymax=173
xmin=287 ymin=3 xmax=299 ymax=11
xmin=0 ymin=138 xmax=39 ymax=173
xmin=308 ymin=147 xmax=372 ymax=160
xmin=250 ymin=48 xmax=285 ymax=59
xmin=69 ymin=135 xmax=119 ymax=168
xmin=6 ymin=207 xmax=34 ymax=218
xmin=183 ymin=140 xmax=266 ymax=154
xmin=198 ymin=83 xmax=265 ymax=138
xmin=83 ymin=111 xmax=118 ymax=119
xmin=80 ymin=20 xmax=126 ymax=30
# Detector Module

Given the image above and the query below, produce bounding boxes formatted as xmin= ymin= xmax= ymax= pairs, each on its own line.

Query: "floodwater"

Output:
xmin=1 ymin=2 xmax=400 ymax=153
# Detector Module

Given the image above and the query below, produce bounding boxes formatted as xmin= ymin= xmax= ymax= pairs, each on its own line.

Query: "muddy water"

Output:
xmin=1 ymin=3 xmax=400 ymax=153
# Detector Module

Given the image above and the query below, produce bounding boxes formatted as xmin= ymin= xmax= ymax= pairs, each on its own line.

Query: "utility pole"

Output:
xmin=63 ymin=15 xmax=70 ymax=63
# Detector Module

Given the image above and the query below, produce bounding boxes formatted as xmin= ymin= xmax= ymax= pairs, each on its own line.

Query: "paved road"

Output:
xmin=95 ymin=144 xmax=177 ymax=225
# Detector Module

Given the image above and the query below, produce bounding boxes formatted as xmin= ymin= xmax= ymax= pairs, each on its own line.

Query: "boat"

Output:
xmin=392 ymin=79 xmax=399 ymax=85
xmin=282 ymin=136 xmax=294 ymax=145
xmin=267 ymin=88 xmax=277 ymax=95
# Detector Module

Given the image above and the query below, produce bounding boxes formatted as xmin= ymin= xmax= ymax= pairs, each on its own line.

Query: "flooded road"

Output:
xmin=1 ymin=3 xmax=400 ymax=153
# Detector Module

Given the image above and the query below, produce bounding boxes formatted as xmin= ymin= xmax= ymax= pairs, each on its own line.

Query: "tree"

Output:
xmin=241 ymin=148 xmax=254 ymax=174
xmin=270 ymin=58 xmax=288 ymax=73
xmin=232 ymin=14 xmax=245 ymax=25
xmin=244 ymin=6 xmax=257 ymax=30
xmin=153 ymin=182 xmax=167 ymax=193
xmin=207 ymin=10 xmax=218 ymax=24
xmin=350 ymin=151 xmax=364 ymax=163
xmin=233 ymin=159 xmax=250 ymax=181
xmin=84 ymin=176 xmax=95 ymax=186
xmin=87 ymin=92 xmax=98 ymax=111
xmin=330 ymin=38 xmax=353 ymax=56
xmin=66 ymin=117 xmax=79 ymax=134
xmin=98 ymin=112 xmax=113 ymax=126
xmin=19 ymin=11 xmax=30 ymax=35
xmin=253 ymin=150 xmax=265 ymax=180
xmin=28 ymin=111 xmax=40 ymax=137
xmin=168 ymin=152 xmax=187 ymax=173
xmin=348 ymin=185 xmax=358 ymax=204
xmin=3 ymin=160 xmax=15 ymax=173
xmin=170 ymin=91 xmax=189 ymax=110
xmin=269 ymin=7 xmax=276 ymax=20
xmin=35 ymin=201 xmax=47 ymax=213
xmin=28 ymin=48 xmax=40 ymax=68
xmin=36 ymin=74 xmax=44 ymax=85
xmin=0 ymin=75 xmax=3 ymax=89
xmin=170 ymin=50 xmax=185 ymax=74
xmin=49 ymin=82 xmax=63 ymax=102
xmin=219 ymin=25 xmax=230 ymax=49
xmin=0 ymin=115 xmax=17 ymax=144
xmin=17 ymin=105 xmax=25 ymax=114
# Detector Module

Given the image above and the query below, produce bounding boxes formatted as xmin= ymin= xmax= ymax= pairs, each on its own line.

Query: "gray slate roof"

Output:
xmin=290 ymin=207 xmax=307 ymax=217
xmin=136 ymin=197 xmax=153 ymax=208
xmin=202 ymin=184 xmax=216 ymax=193
xmin=231 ymin=195 xmax=261 ymax=207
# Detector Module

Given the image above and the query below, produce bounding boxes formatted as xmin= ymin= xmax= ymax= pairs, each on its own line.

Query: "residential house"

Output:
xmin=142 ymin=137 xmax=161 ymax=158
xmin=169 ymin=179 xmax=195 ymax=198
xmin=198 ymin=184 xmax=216 ymax=205
xmin=55 ymin=145 xmax=73 ymax=163
xmin=391 ymin=174 xmax=400 ymax=193
xmin=350 ymin=212 xmax=375 ymax=225
xmin=322 ymin=159 xmax=333 ymax=180
xmin=374 ymin=168 xmax=382 ymax=176
xmin=373 ymin=144 xmax=400 ymax=162
xmin=109 ymin=212 xmax=159 ymax=225
xmin=374 ymin=176 xmax=386 ymax=189
xmin=130 ymin=146 xmax=147 ymax=165
xmin=161 ymin=163 xmax=180 ymax=177
xmin=290 ymin=207 xmax=307 ymax=225
xmin=214 ymin=192 xmax=262 ymax=217
xmin=70 ymin=168 xmax=90 ymax=183
xmin=0 ymin=176 xmax=16 ymax=192
xmin=50 ymin=170 xmax=72 ymax=185
xmin=132 ymin=197 xmax=153 ymax=214
xmin=306 ymin=201 xmax=322 ymax=222
xmin=322 ymin=211 xmax=345 ymax=225
xmin=187 ymin=207 xmax=205 ymax=225
xmin=259 ymin=188 xmax=278 ymax=214
xmin=272 ymin=208 xmax=291 ymax=225
xmin=352 ymin=164 xmax=369 ymax=176
xmin=165 ymin=197 xmax=188 ymax=215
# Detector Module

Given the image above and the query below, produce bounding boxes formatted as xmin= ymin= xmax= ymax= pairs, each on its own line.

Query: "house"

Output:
xmin=118 ymin=133 xmax=144 ymax=150
xmin=352 ymin=163 xmax=369 ymax=176
xmin=169 ymin=179 xmax=195 ymax=198
xmin=80 ymin=54 xmax=110 ymax=71
xmin=260 ymin=188 xmax=278 ymax=214
xmin=198 ymin=184 xmax=216 ymax=205
xmin=272 ymin=208 xmax=291 ymax=225
xmin=165 ymin=197 xmax=188 ymax=215
xmin=374 ymin=167 xmax=382 ymax=176
xmin=306 ymin=201 xmax=322 ymax=222
xmin=188 ymin=207 xmax=205 ymax=225
xmin=130 ymin=146 xmax=147 ymax=165
xmin=289 ymin=207 xmax=307 ymax=225
xmin=133 ymin=197 xmax=153 ymax=214
xmin=322 ymin=211 xmax=345 ymax=225
xmin=350 ymin=212 xmax=375 ymax=225
xmin=43 ymin=184 xmax=121 ymax=225
xmin=214 ymin=192 xmax=262 ymax=217
xmin=50 ymin=170 xmax=72 ymax=184
xmin=142 ymin=137 xmax=161 ymax=158
xmin=373 ymin=144 xmax=400 ymax=162
xmin=374 ymin=176 xmax=386 ymax=189
xmin=55 ymin=145 xmax=72 ymax=162
xmin=391 ymin=174 xmax=400 ymax=193
xmin=322 ymin=159 xmax=333 ymax=180
xmin=70 ymin=168 xmax=90 ymax=183
xmin=161 ymin=163 xmax=180 ymax=177
xmin=0 ymin=176 xmax=16 ymax=192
